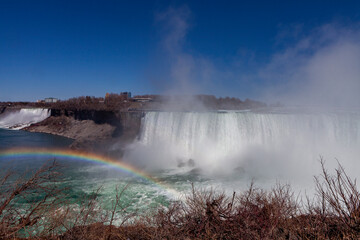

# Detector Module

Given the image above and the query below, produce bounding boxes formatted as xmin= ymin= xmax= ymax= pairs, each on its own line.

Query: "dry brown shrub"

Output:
xmin=0 ymin=161 xmax=66 ymax=239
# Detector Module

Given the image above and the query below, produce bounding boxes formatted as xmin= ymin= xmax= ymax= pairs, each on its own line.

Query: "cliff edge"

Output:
xmin=24 ymin=109 xmax=143 ymax=152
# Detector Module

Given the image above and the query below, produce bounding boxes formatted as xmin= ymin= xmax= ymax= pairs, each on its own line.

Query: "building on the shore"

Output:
xmin=44 ymin=97 xmax=59 ymax=103
xmin=120 ymin=92 xmax=131 ymax=98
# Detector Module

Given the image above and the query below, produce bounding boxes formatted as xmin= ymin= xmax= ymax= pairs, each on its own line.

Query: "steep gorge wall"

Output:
xmin=50 ymin=109 xmax=144 ymax=139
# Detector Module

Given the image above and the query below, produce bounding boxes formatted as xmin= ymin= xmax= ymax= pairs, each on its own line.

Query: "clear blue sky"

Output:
xmin=1 ymin=0 xmax=360 ymax=104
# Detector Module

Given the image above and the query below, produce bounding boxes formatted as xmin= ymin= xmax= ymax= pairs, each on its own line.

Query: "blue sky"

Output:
xmin=1 ymin=0 xmax=360 ymax=105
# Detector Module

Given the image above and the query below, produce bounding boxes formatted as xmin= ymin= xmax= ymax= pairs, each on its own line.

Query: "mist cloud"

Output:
xmin=153 ymin=6 xmax=360 ymax=108
xmin=153 ymin=6 xmax=218 ymax=95
xmin=256 ymin=23 xmax=360 ymax=108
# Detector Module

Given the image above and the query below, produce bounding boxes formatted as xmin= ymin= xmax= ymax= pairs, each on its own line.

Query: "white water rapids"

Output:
xmin=0 ymin=108 xmax=50 ymax=129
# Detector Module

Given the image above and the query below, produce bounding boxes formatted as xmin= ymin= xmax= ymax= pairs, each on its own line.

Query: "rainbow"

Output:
xmin=0 ymin=147 xmax=180 ymax=197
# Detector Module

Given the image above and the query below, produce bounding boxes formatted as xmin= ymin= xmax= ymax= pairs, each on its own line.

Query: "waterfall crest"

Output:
xmin=0 ymin=108 xmax=50 ymax=130
xmin=127 ymin=110 xmax=360 ymax=178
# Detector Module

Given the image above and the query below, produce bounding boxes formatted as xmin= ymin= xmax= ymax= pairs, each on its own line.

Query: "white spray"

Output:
xmin=125 ymin=110 xmax=360 ymax=190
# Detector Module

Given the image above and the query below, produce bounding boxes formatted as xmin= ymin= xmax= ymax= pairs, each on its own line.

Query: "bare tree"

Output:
xmin=0 ymin=160 xmax=66 ymax=238
xmin=315 ymin=158 xmax=360 ymax=237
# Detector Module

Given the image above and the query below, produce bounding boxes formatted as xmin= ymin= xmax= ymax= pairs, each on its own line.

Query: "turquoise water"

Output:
xmin=0 ymin=129 xmax=248 ymax=225
xmin=0 ymin=129 xmax=199 ymax=220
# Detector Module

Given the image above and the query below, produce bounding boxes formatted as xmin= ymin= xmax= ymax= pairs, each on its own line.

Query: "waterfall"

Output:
xmin=127 ymin=110 xmax=360 ymax=179
xmin=0 ymin=108 xmax=51 ymax=130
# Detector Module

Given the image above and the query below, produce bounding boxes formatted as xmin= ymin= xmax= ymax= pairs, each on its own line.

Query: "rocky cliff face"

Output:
xmin=24 ymin=109 xmax=144 ymax=151
xmin=50 ymin=109 xmax=119 ymax=124
xmin=49 ymin=109 xmax=143 ymax=138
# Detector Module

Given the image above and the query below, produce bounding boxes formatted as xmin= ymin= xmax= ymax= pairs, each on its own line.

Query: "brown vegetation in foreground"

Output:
xmin=1 ymin=159 xmax=360 ymax=239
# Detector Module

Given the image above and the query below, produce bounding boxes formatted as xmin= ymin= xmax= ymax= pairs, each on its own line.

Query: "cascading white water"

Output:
xmin=126 ymin=110 xmax=360 ymax=185
xmin=0 ymin=108 xmax=50 ymax=130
